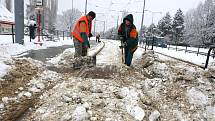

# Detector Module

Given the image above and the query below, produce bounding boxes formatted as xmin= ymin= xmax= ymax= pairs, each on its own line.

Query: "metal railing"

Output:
xmin=144 ymin=37 xmax=215 ymax=69
xmin=0 ymin=21 xmax=70 ymax=44
xmin=205 ymin=45 xmax=215 ymax=69
xmin=144 ymin=38 xmax=215 ymax=58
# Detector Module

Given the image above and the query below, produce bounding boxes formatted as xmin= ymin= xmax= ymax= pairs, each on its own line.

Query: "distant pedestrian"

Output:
xmin=29 ymin=23 xmax=37 ymax=39
xmin=213 ymin=48 xmax=215 ymax=58
xmin=72 ymin=11 xmax=96 ymax=57
xmin=118 ymin=14 xmax=138 ymax=66
xmin=96 ymin=33 xmax=100 ymax=43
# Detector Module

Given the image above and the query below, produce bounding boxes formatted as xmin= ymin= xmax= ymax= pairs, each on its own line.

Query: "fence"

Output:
xmin=0 ymin=21 xmax=15 ymax=43
xmin=144 ymin=37 xmax=215 ymax=69
xmin=144 ymin=37 xmax=215 ymax=58
xmin=0 ymin=21 xmax=70 ymax=44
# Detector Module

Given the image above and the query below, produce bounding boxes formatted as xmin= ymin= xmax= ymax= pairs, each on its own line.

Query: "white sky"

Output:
xmin=58 ymin=0 xmax=206 ymax=32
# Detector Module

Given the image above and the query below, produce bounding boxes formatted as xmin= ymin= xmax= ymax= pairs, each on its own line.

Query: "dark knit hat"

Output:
xmin=87 ymin=11 xmax=96 ymax=19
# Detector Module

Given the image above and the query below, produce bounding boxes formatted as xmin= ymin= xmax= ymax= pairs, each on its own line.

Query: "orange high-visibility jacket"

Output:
xmin=72 ymin=16 xmax=92 ymax=43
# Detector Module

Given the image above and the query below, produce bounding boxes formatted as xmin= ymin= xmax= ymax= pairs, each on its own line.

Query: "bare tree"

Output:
xmin=55 ymin=8 xmax=82 ymax=32
xmin=5 ymin=0 xmax=12 ymax=12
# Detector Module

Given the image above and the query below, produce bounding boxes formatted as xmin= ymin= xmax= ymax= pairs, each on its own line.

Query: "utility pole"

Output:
xmin=94 ymin=18 xmax=96 ymax=36
xmin=103 ymin=21 xmax=105 ymax=36
xmin=70 ymin=0 xmax=74 ymax=37
xmin=147 ymin=11 xmax=162 ymax=34
xmin=139 ymin=0 xmax=146 ymax=44
xmin=85 ymin=0 xmax=87 ymax=15
xmin=15 ymin=0 xmax=24 ymax=44
xmin=116 ymin=16 xmax=119 ymax=30
xmin=42 ymin=0 xmax=45 ymax=40
xmin=116 ymin=16 xmax=119 ymax=39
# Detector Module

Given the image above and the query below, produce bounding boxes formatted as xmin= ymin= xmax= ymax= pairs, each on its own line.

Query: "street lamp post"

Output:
xmin=15 ymin=0 xmax=24 ymax=44
xmin=145 ymin=10 xmax=162 ymax=35
xmin=85 ymin=0 xmax=87 ymax=15
xmin=93 ymin=13 xmax=105 ymax=36
xmin=103 ymin=21 xmax=105 ymax=36
xmin=140 ymin=0 xmax=146 ymax=44
xmin=94 ymin=18 xmax=96 ymax=36
xmin=144 ymin=10 xmax=162 ymax=50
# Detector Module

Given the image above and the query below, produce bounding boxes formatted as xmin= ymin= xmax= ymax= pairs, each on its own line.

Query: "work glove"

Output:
xmin=119 ymin=45 xmax=123 ymax=49
xmin=89 ymin=33 xmax=93 ymax=38
xmin=124 ymin=41 xmax=128 ymax=47
xmin=88 ymin=43 xmax=90 ymax=48
xmin=119 ymin=41 xmax=127 ymax=49
xmin=81 ymin=32 xmax=90 ymax=48
xmin=119 ymin=36 xmax=124 ymax=40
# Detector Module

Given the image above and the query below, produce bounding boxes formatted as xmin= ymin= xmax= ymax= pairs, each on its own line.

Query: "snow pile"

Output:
xmin=186 ymin=87 xmax=208 ymax=106
xmin=47 ymin=41 xmax=104 ymax=69
xmin=206 ymin=106 xmax=215 ymax=119
xmin=0 ymin=60 xmax=10 ymax=78
xmin=47 ymin=48 xmax=75 ymax=65
xmin=72 ymin=106 xmax=90 ymax=121
xmin=149 ymin=110 xmax=161 ymax=121
xmin=0 ymin=58 xmax=64 ymax=120
xmin=1 ymin=40 xmax=214 ymax=120
xmin=126 ymin=105 xmax=145 ymax=121
xmin=23 ymin=76 xmax=148 ymax=120
xmin=0 ymin=37 xmax=73 ymax=78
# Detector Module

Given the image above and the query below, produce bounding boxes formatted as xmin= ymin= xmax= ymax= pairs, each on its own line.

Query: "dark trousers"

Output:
xmin=73 ymin=38 xmax=88 ymax=57
xmin=124 ymin=47 xmax=133 ymax=66
xmin=96 ymin=37 xmax=100 ymax=43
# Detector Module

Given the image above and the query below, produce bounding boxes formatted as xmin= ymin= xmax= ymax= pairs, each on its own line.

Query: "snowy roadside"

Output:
xmin=21 ymin=40 xmax=215 ymax=120
xmin=152 ymin=46 xmax=215 ymax=69
xmin=0 ymin=58 xmax=64 ymax=120
xmin=96 ymin=40 xmax=121 ymax=65
xmin=0 ymin=39 xmax=215 ymax=120
xmin=47 ymin=40 xmax=104 ymax=67
xmin=0 ymin=38 xmax=101 ymax=120
xmin=0 ymin=37 xmax=73 ymax=78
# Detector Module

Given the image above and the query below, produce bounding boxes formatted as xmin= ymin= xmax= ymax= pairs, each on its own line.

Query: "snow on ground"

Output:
xmin=19 ymin=39 xmax=215 ymax=120
xmin=0 ymin=36 xmax=73 ymax=78
xmin=47 ymin=38 xmax=102 ymax=66
xmin=47 ymin=48 xmax=75 ymax=65
xmin=21 ymin=40 xmax=151 ymax=120
xmin=0 ymin=61 xmax=11 ymax=78
xmin=152 ymin=46 xmax=215 ymax=68
xmin=172 ymin=45 xmax=210 ymax=53
xmin=0 ymin=38 xmax=215 ymax=120
xmin=96 ymin=40 xmax=121 ymax=65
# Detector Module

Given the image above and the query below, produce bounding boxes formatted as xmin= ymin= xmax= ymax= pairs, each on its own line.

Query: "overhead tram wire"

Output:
xmin=88 ymin=3 xmax=109 ymax=10
xmin=119 ymin=0 xmax=133 ymax=11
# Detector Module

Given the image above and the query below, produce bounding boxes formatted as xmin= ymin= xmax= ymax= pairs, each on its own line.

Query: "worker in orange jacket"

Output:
xmin=72 ymin=11 xmax=96 ymax=57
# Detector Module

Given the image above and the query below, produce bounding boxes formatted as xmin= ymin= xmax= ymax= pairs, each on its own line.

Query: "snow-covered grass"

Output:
xmin=169 ymin=45 xmax=210 ymax=53
xmin=151 ymin=46 xmax=214 ymax=67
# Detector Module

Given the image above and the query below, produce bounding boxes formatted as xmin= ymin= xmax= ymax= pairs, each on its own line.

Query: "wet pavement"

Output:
xmin=21 ymin=39 xmax=98 ymax=63
xmin=22 ymin=45 xmax=73 ymax=62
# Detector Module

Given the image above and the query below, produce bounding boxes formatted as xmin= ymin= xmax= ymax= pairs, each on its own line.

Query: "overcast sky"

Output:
xmin=58 ymin=0 xmax=206 ymax=32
